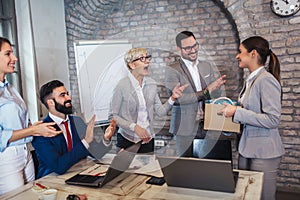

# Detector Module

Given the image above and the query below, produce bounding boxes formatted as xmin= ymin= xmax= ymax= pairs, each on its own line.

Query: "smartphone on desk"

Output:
xmin=146 ymin=176 xmax=166 ymax=186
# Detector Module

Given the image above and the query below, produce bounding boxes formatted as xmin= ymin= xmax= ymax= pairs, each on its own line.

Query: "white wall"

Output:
xmin=15 ymin=0 xmax=69 ymax=121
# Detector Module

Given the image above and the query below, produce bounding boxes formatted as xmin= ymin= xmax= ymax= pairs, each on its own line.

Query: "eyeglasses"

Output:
xmin=181 ymin=42 xmax=199 ymax=52
xmin=132 ymin=55 xmax=152 ymax=63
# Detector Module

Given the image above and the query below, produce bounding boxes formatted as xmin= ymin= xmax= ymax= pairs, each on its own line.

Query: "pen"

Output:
xmin=94 ymin=172 xmax=106 ymax=176
xmin=35 ymin=183 xmax=47 ymax=189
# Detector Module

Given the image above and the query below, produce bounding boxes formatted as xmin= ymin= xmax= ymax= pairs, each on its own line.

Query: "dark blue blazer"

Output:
xmin=32 ymin=115 xmax=110 ymax=178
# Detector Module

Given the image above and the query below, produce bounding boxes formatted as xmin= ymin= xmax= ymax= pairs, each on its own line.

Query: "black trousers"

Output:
xmin=175 ymin=121 xmax=206 ymax=157
xmin=116 ymin=133 xmax=154 ymax=154
xmin=176 ymin=121 xmax=232 ymax=159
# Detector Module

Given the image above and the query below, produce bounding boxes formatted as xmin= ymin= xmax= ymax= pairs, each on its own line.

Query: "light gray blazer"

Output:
xmin=110 ymin=76 xmax=172 ymax=141
xmin=234 ymin=68 xmax=285 ymax=158
xmin=165 ymin=58 xmax=220 ymax=136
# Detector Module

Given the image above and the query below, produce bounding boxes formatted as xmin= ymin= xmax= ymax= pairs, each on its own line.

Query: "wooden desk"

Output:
xmin=1 ymin=156 xmax=263 ymax=200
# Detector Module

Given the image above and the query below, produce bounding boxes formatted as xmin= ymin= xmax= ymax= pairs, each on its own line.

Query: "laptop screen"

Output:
xmin=65 ymin=141 xmax=142 ymax=187
xmin=157 ymin=156 xmax=238 ymax=193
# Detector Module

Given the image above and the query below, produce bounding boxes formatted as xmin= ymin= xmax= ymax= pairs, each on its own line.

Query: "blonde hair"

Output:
xmin=124 ymin=48 xmax=147 ymax=69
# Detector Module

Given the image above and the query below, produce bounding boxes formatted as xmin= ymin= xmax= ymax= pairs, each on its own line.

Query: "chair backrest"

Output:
xmin=193 ymin=139 xmax=232 ymax=160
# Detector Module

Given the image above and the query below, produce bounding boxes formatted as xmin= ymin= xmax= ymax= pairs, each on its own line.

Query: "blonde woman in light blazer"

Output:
xmin=111 ymin=48 xmax=187 ymax=153
xmin=220 ymin=36 xmax=285 ymax=200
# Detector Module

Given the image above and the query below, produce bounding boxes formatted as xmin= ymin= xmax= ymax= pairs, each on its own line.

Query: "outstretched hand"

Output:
xmin=207 ymin=75 xmax=226 ymax=92
xmin=171 ymin=83 xmax=189 ymax=101
xmin=104 ymin=119 xmax=117 ymax=141
xmin=32 ymin=121 xmax=62 ymax=137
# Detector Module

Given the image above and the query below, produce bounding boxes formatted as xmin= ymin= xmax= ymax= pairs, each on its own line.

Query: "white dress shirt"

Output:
xmin=181 ymin=57 xmax=204 ymax=120
xmin=49 ymin=113 xmax=89 ymax=149
xmin=128 ymin=73 xmax=152 ymax=141
xmin=240 ymin=66 xmax=264 ymax=104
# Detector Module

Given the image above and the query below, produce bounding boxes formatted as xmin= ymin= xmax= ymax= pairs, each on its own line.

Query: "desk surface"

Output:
xmin=1 ymin=155 xmax=263 ymax=200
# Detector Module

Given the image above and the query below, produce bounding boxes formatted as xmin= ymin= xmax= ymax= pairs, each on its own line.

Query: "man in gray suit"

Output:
xmin=165 ymin=31 xmax=226 ymax=157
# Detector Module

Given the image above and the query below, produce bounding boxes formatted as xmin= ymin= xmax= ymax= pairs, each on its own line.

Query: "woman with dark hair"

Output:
xmin=220 ymin=36 xmax=284 ymax=200
xmin=0 ymin=37 xmax=61 ymax=195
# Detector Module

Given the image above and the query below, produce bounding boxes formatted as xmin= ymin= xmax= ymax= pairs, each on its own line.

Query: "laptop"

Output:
xmin=157 ymin=156 xmax=239 ymax=193
xmin=65 ymin=141 xmax=141 ymax=187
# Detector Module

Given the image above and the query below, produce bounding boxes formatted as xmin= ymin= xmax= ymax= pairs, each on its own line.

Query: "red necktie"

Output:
xmin=62 ymin=121 xmax=72 ymax=152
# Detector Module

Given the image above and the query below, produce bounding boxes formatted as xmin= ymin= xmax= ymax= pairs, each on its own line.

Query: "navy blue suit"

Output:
xmin=32 ymin=115 xmax=110 ymax=178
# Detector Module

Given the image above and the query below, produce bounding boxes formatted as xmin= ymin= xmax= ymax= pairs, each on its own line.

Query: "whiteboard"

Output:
xmin=74 ymin=40 xmax=132 ymax=124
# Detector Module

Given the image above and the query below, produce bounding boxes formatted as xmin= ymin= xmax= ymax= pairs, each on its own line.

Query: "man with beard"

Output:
xmin=32 ymin=80 xmax=116 ymax=178
xmin=165 ymin=31 xmax=226 ymax=157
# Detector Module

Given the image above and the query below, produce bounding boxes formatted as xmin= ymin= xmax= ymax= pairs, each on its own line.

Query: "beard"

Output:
xmin=53 ymin=99 xmax=73 ymax=114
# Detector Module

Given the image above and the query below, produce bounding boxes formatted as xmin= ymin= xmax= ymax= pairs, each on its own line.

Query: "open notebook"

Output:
xmin=157 ymin=156 xmax=239 ymax=193
xmin=65 ymin=141 xmax=141 ymax=187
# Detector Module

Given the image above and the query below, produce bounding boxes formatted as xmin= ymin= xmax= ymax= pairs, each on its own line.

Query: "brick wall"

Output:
xmin=224 ymin=0 xmax=300 ymax=191
xmin=64 ymin=0 xmax=300 ymax=191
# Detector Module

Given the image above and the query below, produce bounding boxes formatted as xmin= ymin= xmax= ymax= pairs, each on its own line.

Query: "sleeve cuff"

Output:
xmin=81 ymin=139 xmax=90 ymax=149
xmin=203 ymin=88 xmax=211 ymax=100
xmin=102 ymin=136 xmax=112 ymax=147
xmin=129 ymin=123 xmax=136 ymax=132
xmin=0 ymin=129 xmax=13 ymax=152
xmin=168 ymin=97 xmax=175 ymax=105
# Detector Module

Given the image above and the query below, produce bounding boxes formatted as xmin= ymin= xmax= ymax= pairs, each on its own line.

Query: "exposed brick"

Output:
xmin=65 ymin=0 xmax=300 ymax=190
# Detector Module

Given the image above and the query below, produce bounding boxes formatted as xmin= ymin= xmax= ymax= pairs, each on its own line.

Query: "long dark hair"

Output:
xmin=242 ymin=36 xmax=281 ymax=83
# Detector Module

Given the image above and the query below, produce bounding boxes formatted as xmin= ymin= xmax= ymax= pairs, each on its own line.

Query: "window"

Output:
xmin=0 ymin=0 xmax=22 ymax=92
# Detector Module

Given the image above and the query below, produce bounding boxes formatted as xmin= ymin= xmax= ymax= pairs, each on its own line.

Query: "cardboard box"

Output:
xmin=204 ymin=103 xmax=240 ymax=133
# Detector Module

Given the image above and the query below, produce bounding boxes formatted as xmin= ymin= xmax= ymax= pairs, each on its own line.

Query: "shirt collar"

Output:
xmin=128 ymin=72 xmax=145 ymax=89
xmin=49 ymin=112 xmax=69 ymax=125
xmin=181 ymin=57 xmax=199 ymax=68
xmin=247 ymin=66 xmax=264 ymax=82
xmin=0 ymin=79 xmax=9 ymax=88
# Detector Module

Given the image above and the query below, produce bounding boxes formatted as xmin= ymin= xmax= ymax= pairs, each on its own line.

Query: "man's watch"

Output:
xmin=103 ymin=135 xmax=111 ymax=144
xmin=203 ymin=88 xmax=211 ymax=100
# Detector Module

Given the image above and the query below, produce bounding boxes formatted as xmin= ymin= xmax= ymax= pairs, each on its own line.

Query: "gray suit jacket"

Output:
xmin=110 ymin=76 xmax=172 ymax=141
xmin=234 ymin=68 xmax=285 ymax=158
xmin=165 ymin=58 xmax=220 ymax=136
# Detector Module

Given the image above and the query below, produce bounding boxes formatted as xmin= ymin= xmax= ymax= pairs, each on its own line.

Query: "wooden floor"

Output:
xmin=276 ymin=190 xmax=300 ymax=200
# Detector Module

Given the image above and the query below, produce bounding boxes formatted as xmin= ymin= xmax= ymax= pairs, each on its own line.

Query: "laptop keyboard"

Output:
xmin=70 ymin=175 xmax=103 ymax=183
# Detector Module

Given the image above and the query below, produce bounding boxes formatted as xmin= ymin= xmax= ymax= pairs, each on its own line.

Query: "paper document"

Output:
xmin=79 ymin=164 xmax=109 ymax=176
